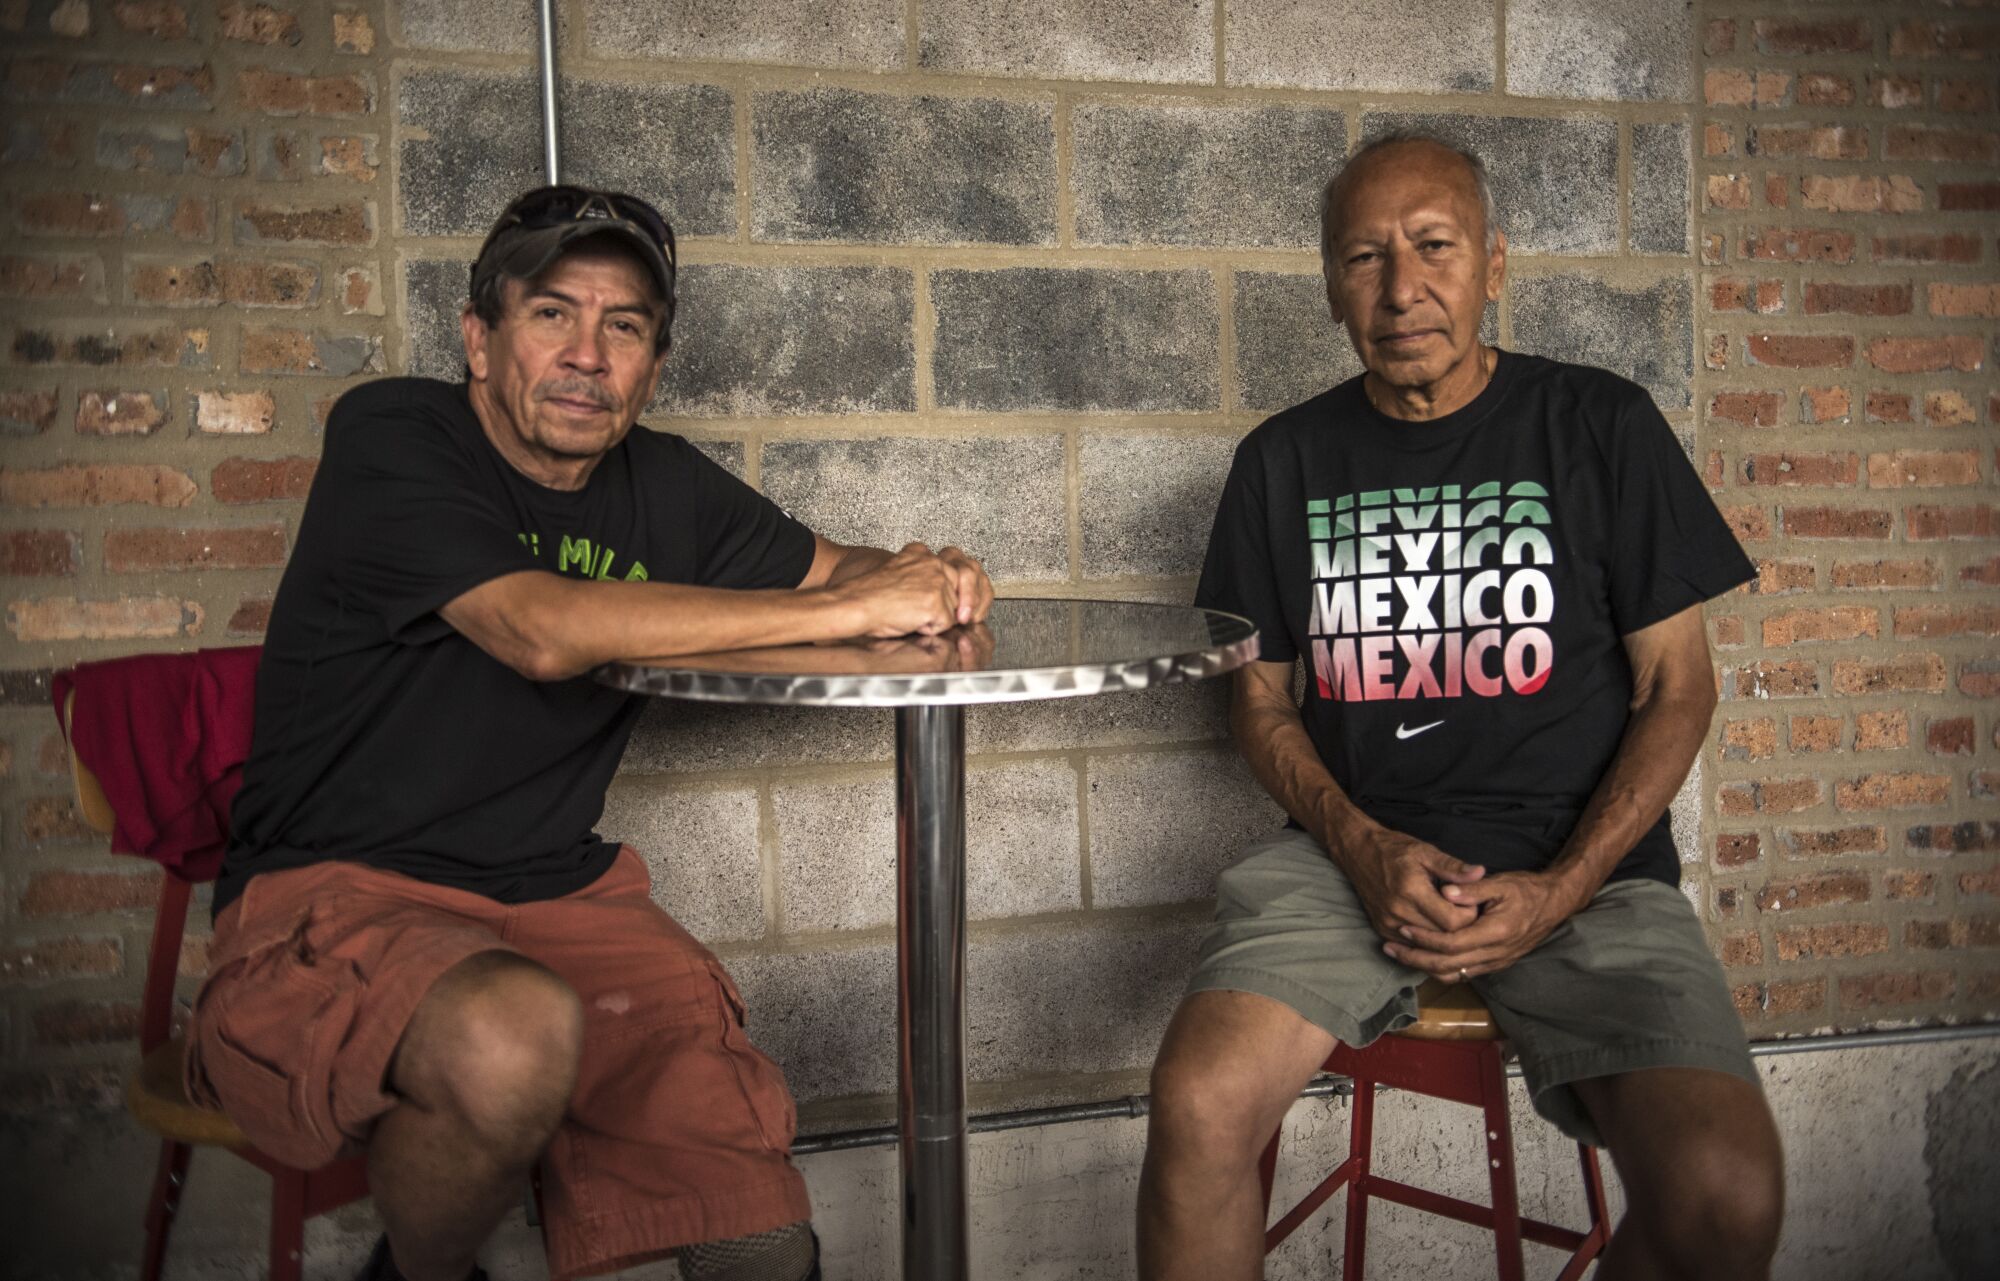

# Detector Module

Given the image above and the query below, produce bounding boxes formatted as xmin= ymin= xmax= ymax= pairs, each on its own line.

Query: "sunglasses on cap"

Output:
xmin=491 ymin=184 xmax=678 ymax=271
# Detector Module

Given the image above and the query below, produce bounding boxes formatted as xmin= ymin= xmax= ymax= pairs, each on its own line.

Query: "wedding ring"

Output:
xmin=1457 ymin=967 xmax=1468 ymax=981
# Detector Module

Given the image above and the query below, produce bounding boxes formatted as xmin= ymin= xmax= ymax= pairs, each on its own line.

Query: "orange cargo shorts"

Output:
xmin=183 ymin=847 xmax=811 ymax=1279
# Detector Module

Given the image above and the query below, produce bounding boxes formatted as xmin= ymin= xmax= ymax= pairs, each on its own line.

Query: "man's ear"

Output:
xmin=461 ymin=303 xmax=489 ymax=381
xmin=1485 ymin=229 xmax=1508 ymax=303
xmin=1324 ymin=276 xmax=1345 ymax=326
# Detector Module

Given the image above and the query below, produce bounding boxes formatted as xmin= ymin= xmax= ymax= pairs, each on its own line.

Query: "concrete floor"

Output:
xmin=7 ymin=1035 xmax=1995 ymax=1280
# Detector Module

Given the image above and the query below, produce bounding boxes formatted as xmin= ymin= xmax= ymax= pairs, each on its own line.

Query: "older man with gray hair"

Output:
xmin=1136 ymin=134 xmax=1784 ymax=1279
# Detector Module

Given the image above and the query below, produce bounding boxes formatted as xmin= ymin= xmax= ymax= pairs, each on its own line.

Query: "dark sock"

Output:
xmin=356 ymin=1235 xmax=488 ymax=1281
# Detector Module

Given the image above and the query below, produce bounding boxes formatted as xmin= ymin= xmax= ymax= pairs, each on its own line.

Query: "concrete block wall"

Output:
xmin=0 ymin=0 xmax=1992 ymax=1227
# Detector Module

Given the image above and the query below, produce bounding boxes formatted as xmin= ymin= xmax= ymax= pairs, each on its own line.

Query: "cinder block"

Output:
xmin=965 ymin=679 xmax=1228 ymax=755
xmin=931 ymin=268 xmax=1219 ymax=413
xmin=401 ymin=257 xmax=468 ymax=379
xmin=760 ymin=436 xmax=1068 ymax=582
xmin=1072 ymin=102 xmax=1345 ymax=249
xmin=1631 ymin=122 xmax=1692 ymax=256
xmin=624 ymin=700 xmax=894 ymax=774
xmin=753 ymin=88 xmax=1055 ymax=245
xmin=654 ymin=264 xmax=914 ymax=416
xmin=774 ymin=760 xmax=1082 ymax=933
xmin=1226 ymin=0 xmax=1494 ymax=93
xmin=1232 ymin=271 xmax=1361 ymax=414
xmin=964 ymin=918 xmax=1203 ymax=1078
xmin=918 ymin=0 xmax=1212 ymax=84
xmin=599 ymin=780 xmax=766 ymax=942
xmin=395 ymin=0 xmax=538 ymax=51
xmin=588 ymin=0 xmax=904 ymax=69
xmin=1079 ymin=431 xmax=1238 ymax=578
xmin=1361 ymin=112 xmax=1620 ymax=256
xmin=1670 ymin=758 xmax=1702 ymax=866
xmin=731 ymin=942 xmax=898 ymax=1102
xmin=397 ymin=69 xmax=735 ymax=239
xmin=1505 ymin=0 xmax=1693 ymax=102
xmin=686 ymin=436 xmax=746 ymax=477
xmin=1087 ymin=747 xmax=1285 ymax=908
xmin=1510 ymin=272 xmax=1695 ymax=409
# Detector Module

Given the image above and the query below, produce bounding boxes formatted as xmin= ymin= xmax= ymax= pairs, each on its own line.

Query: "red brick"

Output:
xmin=1717 ymin=832 xmax=1761 ymax=868
xmin=1928 ymin=283 xmax=2000 ymax=318
xmin=1705 ymin=334 xmax=1728 ymax=371
xmin=1894 ymin=20 xmax=2000 ymax=57
xmin=1925 ymin=391 xmax=1979 ymax=426
xmin=1801 ymin=174 xmax=1923 ymax=215
xmin=1803 ymin=282 xmax=1911 ymax=316
xmin=1721 ymin=505 xmax=1771 ymax=543
xmin=1781 ymin=826 xmax=1887 ymax=858
xmin=1855 ymin=709 xmax=1909 ymax=752
xmin=1960 ymin=868 xmax=2000 ymax=898
xmin=1719 ymin=932 xmax=1762 ymax=968
xmin=0 ymin=937 xmax=121 ymax=984
xmin=19 ymin=868 xmax=158 ymax=917
xmin=1870 ymin=74 xmax=1926 ymax=109
xmin=1830 ymin=558 xmax=1938 ymax=590
xmin=1704 ymin=124 xmax=1735 ymax=158
xmin=1713 ymin=614 xmax=1745 ymax=647
xmin=1704 ymin=69 xmax=1792 ymax=109
xmin=333 ymin=8 xmax=375 ymax=53
xmin=1706 ymin=173 xmax=1752 ymax=211
xmin=1869 ymin=449 xmax=1982 ymax=488
xmin=233 ymin=199 xmax=372 ymax=245
xmin=1832 ymin=652 xmax=1948 ymax=695
xmin=1873 ymin=234 xmax=1981 ymax=265
xmin=1926 ymin=717 xmax=1975 ymax=757
xmin=1709 ymin=391 xmax=1784 ymax=427
xmin=240 ymin=327 xmax=380 ymax=376
xmin=1961 ymin=661 xmax=2000 ymax=699
xmin=1756 ymin=18 xmax=1872 ymax=55
xmin=112 ymin=1 xmax=189 ymax=38
xmin=1719 ymin=778 xmax=1823 ymax=816
xmin=36 ymin=734 xmax=68 ymax=777
xmin=1940 ymin=183 xmax=2000 ymax=212
xmin=319 ymin=135 xmax=378 ymax=183
xmin=1961 ymin=557 xmax=2000 ymax=586
xmin=7 ymin=58 xmax=213 ymax=106
xmin=1886 ymin=126 xmax=2000 ymax=164
xmin=1716 ymin=887 xmax=1742 ymax=921
xmin=1800 ymin=386 xmax=1850 ymax=424
xmin=6 ymin=595 xmax=203 ymax=641
xmin=1745 ymin=334 xmax=1855 ymax=369
xmin=1755 ymin=871 xmax=1869 ymax=914
xmin=1906 ymin=504 xmax=1997 ymax=540
xmin=1703 ymin=18 xmax=1735 ymax=56
xmin=194 ymin=389 xmax=275 ymax=435
xmin=238 ymin=68 xmax=370 ymax=116
xmin=1908 ymin=822 xmax=2000 ymax=853
xmin=1866 ymin=391 xmax=1915 ymax=424
xmin=1762 ymin=606 xmax=1876 ymax=645
xmin=339 ymin=266 xmax=381 ymax=315
xmin=1741 ymin=451 xmax=1859 ymax=486
xmin=1788 ymin=715 xmax=1843 ymax=754
xmin=1836 ymin=772 xmax=1952 ymax=811
xmin=1731 ymin=659 xmax=1819 ymax=699
xmin=1781 ymin=505 xmax=1890 ymax=539
xmin=2 ymin=529 xmax=79 ymax=577
xmin=0 ymin=464 xmax=196 ymax=508
xmin=1906 ymin=917 xmax=2000 ymax=951
xmin=1708 ymin=279 xmax=1784 ymax=315
xmin=133 ymin=259 xmax=319 ymax=309
xmin=1840 ymin=971 xmax=1954 ymax=1008
xmin=1740 ymin=227 xmax=1855 ymax=263
xmin=1865 ymin=335 xmax=1984 ymax=374
xmin=1753 ymin=559 xmax=1815 ymax=596
xmin=74 ymin=390 xmax=166 ymax=436
xmin=1884 ymin=871 xmax=1936 ymax=901
xmin=1937 ymin=78 xmax=1992 ymax=113
xmin=210 ymin=456 xmax=315 ymax=503
xmin=21 ymin=795 xmax=93 ymax=843
xmin=1734 ymin=977 xmax=1827 ymax=1018
xmin=1722 ymin=717 xmax=1778 ymax=761
xmin=219 ymin=2 xmax=301 ymax=45
xmin=1751 ymin=125 xmax=1869 ymax=161
xmin=1894 ymin=604 xmax=2000 ymax=638
xmin=0 ymin=253 xmax=101 ymax=300
xmin=0 ymin=388 xmax=58 ymax=435
xmin=33 ymin=999 xmax=141 ymax=1047
xmin=1776 ymin=922 xmax=1890 ymax=961
xmin=1797 ymin=73 xmax=1854 ymax=107
xmin=226 ymin=596 xmax=273 ymax=636
xmin=103 ymin=525 xmax=286 ymax=573
xmin=1762 ymin=174 xmax=1788 ymax=209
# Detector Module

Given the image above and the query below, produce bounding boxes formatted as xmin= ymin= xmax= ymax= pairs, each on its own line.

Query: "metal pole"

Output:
xmin=535 ymin=0 xmax=561 ymax=183
xmin=895 ymin=704 xmax=969 ymax=1281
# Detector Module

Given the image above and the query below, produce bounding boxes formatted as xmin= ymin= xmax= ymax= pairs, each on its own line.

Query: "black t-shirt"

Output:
xmin=217 ymin=377 xmax=815 ymax=913
xmin=1195 ymin=351 xmax=1754 ymax=886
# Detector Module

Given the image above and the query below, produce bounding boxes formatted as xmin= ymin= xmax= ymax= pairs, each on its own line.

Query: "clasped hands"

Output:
xmin=1339 ymin=825 xmax=1582 ymax=983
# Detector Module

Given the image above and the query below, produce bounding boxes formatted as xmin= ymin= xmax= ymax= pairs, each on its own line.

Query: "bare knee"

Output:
xmin=1627 ymin=1121 xmax=1784 ymax=1275
xmin=392 ymin=952 xmax=584 ymax=1153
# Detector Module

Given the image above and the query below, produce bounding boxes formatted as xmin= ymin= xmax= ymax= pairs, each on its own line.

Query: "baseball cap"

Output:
xmin=469 ymin=185 xmax=678 ymax=337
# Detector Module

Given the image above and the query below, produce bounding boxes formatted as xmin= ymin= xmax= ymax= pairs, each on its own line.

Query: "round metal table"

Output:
xmin=597 ymin=598 xmax=1258 ymax=1279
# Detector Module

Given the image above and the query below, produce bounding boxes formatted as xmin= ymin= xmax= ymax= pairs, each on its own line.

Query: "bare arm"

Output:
xmin=1232 ymin=659 xmax=1484 ymax=936
xmin=440 ymin=535 xmax=993 ymax=681
xmin=1386 ymin=601 xmax=1720 ymax=978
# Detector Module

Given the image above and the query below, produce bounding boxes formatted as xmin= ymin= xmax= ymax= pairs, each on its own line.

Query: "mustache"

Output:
xmin=534 ymin=380 xmax=614 ymax=409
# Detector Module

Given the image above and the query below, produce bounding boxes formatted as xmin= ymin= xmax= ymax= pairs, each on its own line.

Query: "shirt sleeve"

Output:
xmin=684 ymin=444 xmax=817 ymax=591
xmin=1605 ymin=391 xmax=1757 ymax=636
xmin=310 ymin=390 xmax=536 ymax=643
xmin=1194 ymin=436 xmax=1297 ymax=665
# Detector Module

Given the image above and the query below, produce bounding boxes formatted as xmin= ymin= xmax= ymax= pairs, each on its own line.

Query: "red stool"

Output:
xmin=1259 ymin=979 xmax=1611 ymax=1280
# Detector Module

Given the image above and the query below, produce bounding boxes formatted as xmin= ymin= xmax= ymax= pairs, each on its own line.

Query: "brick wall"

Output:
xmin=0 ymin=0 xmax=1989 ymax=1128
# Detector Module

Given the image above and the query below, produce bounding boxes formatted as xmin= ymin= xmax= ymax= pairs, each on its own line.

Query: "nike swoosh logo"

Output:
xmin=1396 ymin=720 xmax=1444 ymax=740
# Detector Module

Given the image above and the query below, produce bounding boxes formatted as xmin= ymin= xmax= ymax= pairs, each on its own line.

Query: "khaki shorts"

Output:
xmin=185 ymin=848 xmax=811 ymax=1280
xmin=1186 ymin=828 xmax=1758 ymax=1147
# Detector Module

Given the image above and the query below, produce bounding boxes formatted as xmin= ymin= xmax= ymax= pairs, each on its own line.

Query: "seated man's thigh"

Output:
xmin=186 ymin=862 xmax=514 ymax=1170
xmin=1475 ymin=877 xmax=1762 ymax=1149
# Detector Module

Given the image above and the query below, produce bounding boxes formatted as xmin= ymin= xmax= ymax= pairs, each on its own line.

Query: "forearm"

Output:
xmin=819 ymin=543 xmax=894 ymax=587
xmin=1231 ymin=684 xmax=1380 ymax=866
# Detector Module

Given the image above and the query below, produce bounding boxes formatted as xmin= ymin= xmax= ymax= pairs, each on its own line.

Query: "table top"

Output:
xmin=594 ymin=598 xmax=1258 ymax=708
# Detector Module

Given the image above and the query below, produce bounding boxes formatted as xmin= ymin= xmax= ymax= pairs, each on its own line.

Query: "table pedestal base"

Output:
xmin=896 ymin=704 xmax=968 ymax=1280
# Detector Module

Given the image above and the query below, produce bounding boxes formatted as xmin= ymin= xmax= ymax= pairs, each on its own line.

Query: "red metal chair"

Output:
xmin=1259 ymin=979 xmax=1612 ymax=1280
xmin=62 ymin=679 xmax=370 ymax=1281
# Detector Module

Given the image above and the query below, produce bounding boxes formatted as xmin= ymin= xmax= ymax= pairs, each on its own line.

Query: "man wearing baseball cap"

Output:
xmin=187 ymin=186 xmax=993 ymax=1281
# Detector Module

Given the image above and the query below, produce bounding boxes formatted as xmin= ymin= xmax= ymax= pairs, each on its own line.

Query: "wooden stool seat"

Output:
xmin=1396 ymin=978 xmax=1499 ymax=1042
xmin=127 ymin=1036 xmax=247 ymax=1149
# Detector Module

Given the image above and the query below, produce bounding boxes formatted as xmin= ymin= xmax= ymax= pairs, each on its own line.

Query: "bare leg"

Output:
xmin=1572 ymin=1067 xmax=1784 ymax=1281
xmin=1137 ymin=990 xmax=1336 ymax=1281
xmin=367 ymin=951 xmax=585 ymax=1281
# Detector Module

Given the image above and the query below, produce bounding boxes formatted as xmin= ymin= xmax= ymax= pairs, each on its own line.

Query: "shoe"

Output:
xmin=355 ymin=1236 xmax=488 ymax=1281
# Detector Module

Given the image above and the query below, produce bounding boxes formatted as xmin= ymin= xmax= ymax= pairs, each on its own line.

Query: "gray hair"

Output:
xmin=1318 ymin=131 xmax=1501 ymax=273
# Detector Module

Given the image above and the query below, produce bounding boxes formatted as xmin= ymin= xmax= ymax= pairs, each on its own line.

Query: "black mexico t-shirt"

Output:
xmin=216 ymin=377 xmax=814 ymax=914
xmin=1196 ymin=351 xmax=1754 ymax=887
